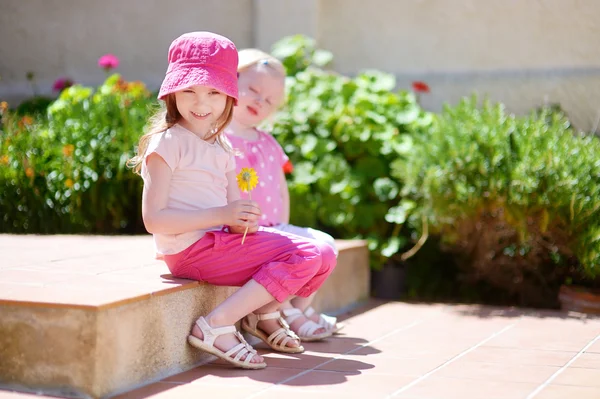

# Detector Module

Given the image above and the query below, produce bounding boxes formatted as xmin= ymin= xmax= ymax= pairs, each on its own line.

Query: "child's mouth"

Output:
xmin=247 ymin=106 xmax=258 ymax=116
xmin=191 ymin=111 xmax=210 ymax=119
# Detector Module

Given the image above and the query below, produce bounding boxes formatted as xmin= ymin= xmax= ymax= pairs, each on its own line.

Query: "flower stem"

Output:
xmin=241 ymin=192 xmax=251 ymax=244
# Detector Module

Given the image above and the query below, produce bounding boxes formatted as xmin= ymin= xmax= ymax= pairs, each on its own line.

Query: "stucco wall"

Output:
xmin=1 ymin=0 xmax=599 ymax=132
xmin=0 ymin=0 xmax=252 ymax=100
xmin=315 ymin=0 xmax=600 ymax=132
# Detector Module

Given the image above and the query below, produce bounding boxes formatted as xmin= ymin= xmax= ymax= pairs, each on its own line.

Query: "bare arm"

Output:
xmin=279 ymin=169 xmax=290 ymax=224
xmin=142 ymin=154 xmax=259 ymax=235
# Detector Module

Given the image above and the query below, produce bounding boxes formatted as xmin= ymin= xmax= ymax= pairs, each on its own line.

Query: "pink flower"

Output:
xmin=98 ymin=54 xmax=120 ymax=71
xmin=412 ymin=81 xmax=430 ymax=93
xmin=52 ymin=77 xmax=73 ymax=92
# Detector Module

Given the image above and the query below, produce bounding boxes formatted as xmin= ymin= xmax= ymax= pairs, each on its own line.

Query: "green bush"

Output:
xmin=14 ymin=96 xmax=54 ymax=117
xmin=392 ymin=96 xmax=600 ymax=306
xmin=270 ymin=36 xmax=433 ymax=269
xmin=0 ymin=74 xmax=155 ymax=233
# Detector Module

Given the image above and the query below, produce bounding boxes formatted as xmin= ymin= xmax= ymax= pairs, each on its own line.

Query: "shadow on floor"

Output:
xmin=444 ymin=302 xmax=600 ymax=321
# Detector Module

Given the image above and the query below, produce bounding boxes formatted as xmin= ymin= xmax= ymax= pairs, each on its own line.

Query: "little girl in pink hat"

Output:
xmin=128 ymin=32 xmax=336 ymax=369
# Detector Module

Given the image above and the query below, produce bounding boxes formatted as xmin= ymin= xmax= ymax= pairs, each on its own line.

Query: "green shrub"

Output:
xmin=0 ymin=74 xmax=155 ymax=233
xmin=0 ymin=109 xmax=65 ymax=233
xmin=14 ymin=96 xmax=54 ymax=117
xmin=270 ymin=35 xmax=334 ymax=78
xmin=270 ymin=36 xmax=433 ymax=269
xmin=392 ymin=96 xmax=600 ymax=306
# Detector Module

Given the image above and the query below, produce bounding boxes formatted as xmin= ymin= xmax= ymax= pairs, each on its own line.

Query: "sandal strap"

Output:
xmin=281 ymin=308 xmax=303 ymax=324
xmin=226 ymin=342 xmax=249 ymax=359
xmin=195 ymin=317 xmax=236 ymax=346
xmin=244 ymin=312 xmax=301 ymax=351
xmin=255 ymin=311 xmax=281 ymax=321
xmin=298 ymin=319 xmax=322 ymax=337
xmin=282 ymin=308 xmax=325 ymax=339
xmin=318 ymin=313 xmax=337 ymax=329
xmin=223 ymin=332 xmax=258 ymax=365
xmin=267 ymin=327 xmax=293 ymax=348
xmin=304 ymin=306 xmax=316 ymax=317
xmin=304 ymin=307 xmax=337 ymax=330
xmin=228 ymin=343 xmax=257 ymax=366
xmin=235 ymin=331 xmax=257 ymax=353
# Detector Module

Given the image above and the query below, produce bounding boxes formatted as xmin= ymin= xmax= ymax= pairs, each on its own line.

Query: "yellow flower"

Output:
xmin=1 ymin=155 xmax=8 ymax=165
xmin=236 ymin=167 xmax=259 ymax=245
xmin=65 ymin=179 xmax=74 ymax=188
xmin=0 ymin=101 xmax=7 ymax=113
xmin=237 ymin=167 xmax=259 ymax=193
xmin=21 ymin=116 xmax=34 ymax=126
xmin=25 ymin=167 xmax=34 ymax=178
xmin=62 ymin=144 xmax=75 ymax=157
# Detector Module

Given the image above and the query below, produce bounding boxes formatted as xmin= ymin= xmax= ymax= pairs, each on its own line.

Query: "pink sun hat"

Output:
xmin=158 ymin=31 xmax=238 ymax=102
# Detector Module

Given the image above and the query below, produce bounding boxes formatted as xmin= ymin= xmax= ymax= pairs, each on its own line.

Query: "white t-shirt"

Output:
xmin=141 ymin=124 xmax=236 ymax=256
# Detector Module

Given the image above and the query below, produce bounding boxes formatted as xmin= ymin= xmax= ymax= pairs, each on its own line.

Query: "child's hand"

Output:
xmin=224 ymin=200 xmax=261 ymax=232
xmin=229 ymin=224 xmax=259 ymax=235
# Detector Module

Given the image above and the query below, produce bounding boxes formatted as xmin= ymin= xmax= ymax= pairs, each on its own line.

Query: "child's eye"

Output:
xmin=183 ymin=89 xmax=194 ymax=93
xmin=209 ymin=90 xmax=220 ymax=95
xmin=265 ymin=98 xmax=272 ymax=105
xmin=249 ymin=87 xmax=258 ymax=93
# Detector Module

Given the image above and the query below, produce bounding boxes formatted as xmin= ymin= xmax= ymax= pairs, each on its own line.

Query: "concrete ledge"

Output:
xmin=0 ymin=236 xmax=370 ymax=399
xmin=311 ymin=240 xmax=371 ymax=314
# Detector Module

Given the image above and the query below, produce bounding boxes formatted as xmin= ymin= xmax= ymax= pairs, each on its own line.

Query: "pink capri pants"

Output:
xmin=164 ymin=226 xmax=337 ymax=302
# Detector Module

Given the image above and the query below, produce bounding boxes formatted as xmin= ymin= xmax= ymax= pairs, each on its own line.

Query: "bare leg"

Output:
xmin=290 ymin=293 xmax=316 ymax=312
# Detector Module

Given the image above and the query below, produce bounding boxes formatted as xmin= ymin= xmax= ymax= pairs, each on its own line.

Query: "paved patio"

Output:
xmin=1 ymin=234 xmax=600 ymax=399
xmin=1 ymin=300 xmax=599 ymax=399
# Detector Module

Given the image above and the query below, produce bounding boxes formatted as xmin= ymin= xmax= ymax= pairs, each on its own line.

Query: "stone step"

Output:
xmin=0 ymin=236 xmax=369 ymax=399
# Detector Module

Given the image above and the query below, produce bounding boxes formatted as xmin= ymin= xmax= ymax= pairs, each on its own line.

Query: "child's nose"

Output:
xmin=196 ymin=92 xmax=212 ymax=105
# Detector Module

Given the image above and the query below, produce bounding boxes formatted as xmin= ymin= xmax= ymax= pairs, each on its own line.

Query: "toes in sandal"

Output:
xmin=242 ymin=311 xmax=304 ymax=354
xmin=304 ymin=306 xmax=345 ymax=334
xmin=188 ymin=316 xmax=266 ymax=369
xmin=282 ymin=308 xmax=333 ymax=342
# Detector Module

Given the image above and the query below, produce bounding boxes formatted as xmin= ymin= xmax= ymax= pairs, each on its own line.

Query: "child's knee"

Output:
xmin=317 ymin=242 xmax=337 ymax=275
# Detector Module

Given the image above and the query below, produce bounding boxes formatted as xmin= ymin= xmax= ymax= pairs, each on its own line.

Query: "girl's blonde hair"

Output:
xmin=127 ymin=93 xmax=235 ymax=174
xmin=238 ymin=48 xmax=286 ymax=76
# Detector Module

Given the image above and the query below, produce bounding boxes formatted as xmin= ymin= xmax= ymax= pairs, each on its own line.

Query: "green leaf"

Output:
xmin=395 ymin=106 xmax=420 ymax=125
xmin=312 ymin=50 xmax=333 ymax=67
xmin=381 ymin=236 xmax=406 ymax=257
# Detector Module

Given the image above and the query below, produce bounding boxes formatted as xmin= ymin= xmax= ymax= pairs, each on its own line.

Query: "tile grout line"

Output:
xmin=525 ymin=332 xmax=600 ymax=399
xmin=244 ymin=310 xmax=443 ymax=399
xmin=386 ymin=321 xmax=519 ymax=398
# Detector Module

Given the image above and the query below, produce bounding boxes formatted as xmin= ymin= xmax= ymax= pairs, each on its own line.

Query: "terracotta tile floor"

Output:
xmin=1 ymin=235 xmax=600 ymax=398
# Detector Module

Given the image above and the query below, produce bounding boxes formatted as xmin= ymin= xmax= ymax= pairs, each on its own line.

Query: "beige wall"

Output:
xmin=315 ymin=0 xmax=600 ymax=132
xmin=0 ymin=0 xmax=252 ymax=100
xmin=1 ymin=0 xmax=599 ymax=132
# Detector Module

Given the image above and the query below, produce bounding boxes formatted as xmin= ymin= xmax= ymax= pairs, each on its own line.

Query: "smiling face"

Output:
xmin=174 ymin=85 xmax=228 ymax=138
xmin=233 ymin=65 xmax=285 ymax=129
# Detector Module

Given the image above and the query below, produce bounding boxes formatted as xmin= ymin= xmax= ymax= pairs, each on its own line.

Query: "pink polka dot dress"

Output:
xmin=225 ymin=129 xmax=288 ymax=225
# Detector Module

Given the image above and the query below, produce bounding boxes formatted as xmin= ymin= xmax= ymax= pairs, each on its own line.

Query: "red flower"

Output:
xmin=412 ymin=81 xmax=430 ymax=93
xmin=283 ymin=160 xmax=294 ymax=174
xmin=98 ymin=54 xmax=120 ymax=71
xmin=52 ymin=77 xmax=73 ymax=92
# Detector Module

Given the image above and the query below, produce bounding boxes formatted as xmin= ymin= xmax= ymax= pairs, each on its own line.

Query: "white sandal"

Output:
xmin=282 ymin=308 xmax=333 ymax=342
xmin=188 ymin=316 xmax=266 ymax=369
xmin=304 ymin=306 xmax=345 ymax=334
xmin=242 ymin=311 xmax=304 ymax=354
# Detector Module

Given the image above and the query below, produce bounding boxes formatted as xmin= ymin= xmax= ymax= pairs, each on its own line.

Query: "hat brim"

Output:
xmin=158 ymin=65 xmax=238 ymax=103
